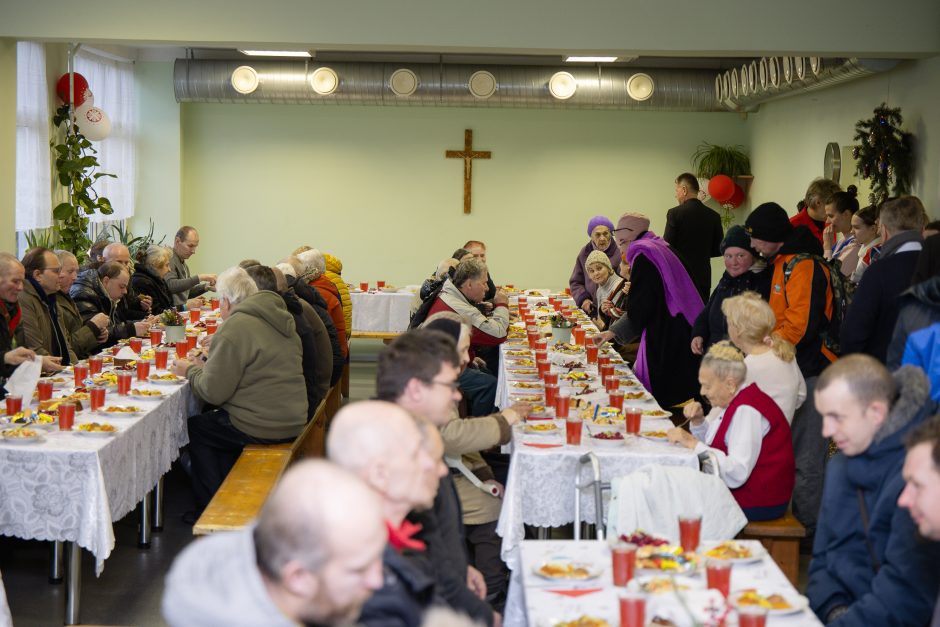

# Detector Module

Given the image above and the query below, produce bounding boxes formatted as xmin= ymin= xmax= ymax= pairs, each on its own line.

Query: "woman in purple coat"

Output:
xmin=569 ymin=216 xmax=622 ymax=315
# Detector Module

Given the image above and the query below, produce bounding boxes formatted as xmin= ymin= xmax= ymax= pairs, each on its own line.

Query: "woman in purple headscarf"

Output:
xmin=595 ymin=212 xmax=703 ymax=410
xmin=569 ymin=216 xmax=622 ymax=315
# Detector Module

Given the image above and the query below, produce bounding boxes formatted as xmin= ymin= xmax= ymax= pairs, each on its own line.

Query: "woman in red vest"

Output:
xmin=667 ymin=341 xmax=795 ymax=521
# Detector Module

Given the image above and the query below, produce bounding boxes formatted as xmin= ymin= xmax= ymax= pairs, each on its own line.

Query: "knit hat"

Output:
xmin=744 ymin=202 xmax=792 ymax=243
xmin=720 ymin=225 xmax=758 ymax=256
xmin=614 ymin=212 xmax=651 ymax=245
xmin=587 ymin=215 xmax=615 ymax=237
xmin=585 ymin=250 xmax=613 ymax=272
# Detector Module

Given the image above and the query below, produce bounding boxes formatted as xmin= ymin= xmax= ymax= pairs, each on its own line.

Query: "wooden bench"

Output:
xmin=193 ymin=384 xmax=343 ymax=535
xmin=738 ymin=510 xmax=806 ymax=585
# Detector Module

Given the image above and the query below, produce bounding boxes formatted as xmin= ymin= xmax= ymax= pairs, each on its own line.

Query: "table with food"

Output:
xmin=347 ymin=282 xmax=418 ymax=335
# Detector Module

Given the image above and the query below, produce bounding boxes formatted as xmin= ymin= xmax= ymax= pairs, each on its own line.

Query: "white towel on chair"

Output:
xmin=606 ymin=464 xmax=747 ymax=541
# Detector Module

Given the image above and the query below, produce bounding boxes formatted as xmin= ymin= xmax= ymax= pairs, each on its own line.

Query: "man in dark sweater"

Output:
xmin=841 ymin=196 xmax=926 ymax=362
xmin=664 ymin=172 xmax=724 ymax=301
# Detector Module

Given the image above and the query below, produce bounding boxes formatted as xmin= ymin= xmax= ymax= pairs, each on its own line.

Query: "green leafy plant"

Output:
xmin=24 ymin=228 xmax=59 ymax=250
xmin=109 ymin=219 xmax=165 ymax=261
xmin=159 ymin=308 xmax=185 ymax=327
xmin=691 ymin=142 xmax=751 ymax=179
xmin=549 ymin=313 xmax=574 ymax=328
xmin=50 ymin=103 xmax=117 ymax=263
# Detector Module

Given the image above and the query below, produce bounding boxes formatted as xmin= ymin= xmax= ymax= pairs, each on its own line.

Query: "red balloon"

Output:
xmin=727 ymin=183 xmax=745 ymax=208
xmin=56 ymin=73 xmax=92 ymax=107
xmin=708 ymin=175 xmax=735 ymax=203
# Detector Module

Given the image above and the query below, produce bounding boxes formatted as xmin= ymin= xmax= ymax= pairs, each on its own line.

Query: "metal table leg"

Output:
xmin=138 ymin=490 xmax=152 ymax=548
xmin=536 ymin=527 xmax=549 ymax=540
xmin=64 ymin=541 xmax=82 ymax=625
xmin=49 ymin=540 xmax=64 ymax=584
xmin=153 ymin=476 xmax=165 ymax=531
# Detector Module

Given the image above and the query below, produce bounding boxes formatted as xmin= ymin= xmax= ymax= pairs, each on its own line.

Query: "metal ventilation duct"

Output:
xmin=173 ymin=58 xmax=726 ymax=112
xmin=717 ymin=58 xmax=900 ymax=111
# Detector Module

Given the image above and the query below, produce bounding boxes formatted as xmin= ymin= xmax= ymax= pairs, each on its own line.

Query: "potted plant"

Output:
xmin=549 ymin=313 xmax=575 ymax=344
xmin=691 ymin=142 xmax=752 ymax=179
xmin=160 ymin=308 xmax=186 ymax=343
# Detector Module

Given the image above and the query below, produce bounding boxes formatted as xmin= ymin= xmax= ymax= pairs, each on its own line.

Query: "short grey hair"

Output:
xmin=0 ymin=252 xmax=22 ymax=277
xmin=296 ymin=249 xmax=326 ymax=280
xmin=453 ymin=257 xmax=487 ymax=288
xmin=143 ymin=245 xmax=172 ymax=272
xmin=54 ymin=249 xmax=78 ymax=265
xmin=700 ymin=341 xmax=747 ymax=385
xmin=215 ymin=266 xmax=258 ymax=306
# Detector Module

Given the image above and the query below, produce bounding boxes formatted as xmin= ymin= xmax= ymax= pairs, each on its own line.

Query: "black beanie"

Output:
xmin=745 ymin=202 xmax=793 ymax=243
xmin=720 ymin=225 xmax=758 ymax=256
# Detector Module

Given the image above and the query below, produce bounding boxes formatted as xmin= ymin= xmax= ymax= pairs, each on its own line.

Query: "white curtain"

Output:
xmin=15 ymin=41 xmax=52 ymax=231
xmin=75 ymin=48 xmax=137 ymax=222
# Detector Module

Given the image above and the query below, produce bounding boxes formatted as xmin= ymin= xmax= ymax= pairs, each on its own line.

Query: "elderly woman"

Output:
xmin=131 ymin=245 xmax=178 ymax=315
xmin=690 ymin=226 xmax=771 ymax=355
xmin=569 ymin=216 xmax=621 ymax=315
xmin=54 ymin=250 xmax=109 ymax=358
xmin=71 ymin=261 xmax=154 ymax=346
xmin=823 ymin=185 xmax=861 ymax=277
xmin=296 ymin=248 xmax=347 ymax=358
xmin=668 ymin=341 xmax=795 ymax=521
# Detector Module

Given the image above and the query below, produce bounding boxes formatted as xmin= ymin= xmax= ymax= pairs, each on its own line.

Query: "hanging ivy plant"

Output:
xmin=49 ymin=103 xmax=116 ymax=263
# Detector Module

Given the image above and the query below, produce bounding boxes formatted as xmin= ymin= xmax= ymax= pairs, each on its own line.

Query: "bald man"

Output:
xmin=102 ymin=242 xmax=152 ymax=317
xmin=163 ymin=459 xmax=386 ymax=627
xmin=166 ymin=226 xmax=216 ymax=307
xmin=327 ymin=401 xmax=447 ymax=626
xmin=0 ymin=253 xmax=42 ymax=393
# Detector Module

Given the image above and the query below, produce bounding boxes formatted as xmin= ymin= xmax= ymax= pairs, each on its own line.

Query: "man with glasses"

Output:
xmin=664 ymin=172 xmax=725 ymax=301
xmin=16 ymin=247 xmax=72 ymax=368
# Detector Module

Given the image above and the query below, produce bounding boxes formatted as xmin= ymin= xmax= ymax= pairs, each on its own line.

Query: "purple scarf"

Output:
xmin=625 ymin=232 xmax=704 ymax=389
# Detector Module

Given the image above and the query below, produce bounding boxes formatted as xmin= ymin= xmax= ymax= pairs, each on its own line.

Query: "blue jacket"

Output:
xmin=807 ymin=366 xmax=940 ymax=626
xmin=901 ymin=322 xmax=940 ymax=402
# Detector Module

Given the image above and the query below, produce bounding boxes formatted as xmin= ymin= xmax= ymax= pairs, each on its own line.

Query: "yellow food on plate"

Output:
xmin=130 ymin=389 xmax=163 ymax=397
xmin=640 ymin=577 xmax=691 ymax=594
xmin=561 ymin=371 xmax=591 ymax=381
xmin=623 ymin=391 xmax=647 ymax=400
xmin=510 ymin=394 xmax=543 ymax=403
xmin=555 ymin=617 xmax=610 ymax=627
xmin=704 ymin=540 xmax=753 ymax=560
xmin=553 ymin=342 xmax=583 ymax=354
xmin=92 ymin=372 xmax=118 ymax=385
xmin=643 ymin=409 xmax=671 ymax=417
xmin=78 ymin=422 xmax=117 ymax=433
xmin=735 ymin=590 xmax=792 ymax=610
xmin=510 ymin=381 xmax=543 ymax=389
xmin=102 ymin=406 xmax=142 ymax=413
xmin=150 ymin=373 xmax=180 ymax=381
xmin=526 ymin=422 xmax=558 ymax=432
xmin=537 ymin=562 xmax=592 ymax=579
xmin=64 ymin=392 xmax=90 ymax=401
xmin=641 ymin=430 xmax=669 ymax=438
xmin=1 ymin=427 xmax=40 ymax=438
xmin=506 ymin=350 xmax=532 ymax=357
xmin=508 ymin=359 xmax=536 ymax=367
xmin=636 ymin=545 xmax=697 ymax=572
xmin=139 ymin=349 xmax=156 ymax=361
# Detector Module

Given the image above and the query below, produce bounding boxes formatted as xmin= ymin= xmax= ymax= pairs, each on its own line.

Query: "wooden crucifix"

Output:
xmin=445 ymin=129 xmax=491 ymax=214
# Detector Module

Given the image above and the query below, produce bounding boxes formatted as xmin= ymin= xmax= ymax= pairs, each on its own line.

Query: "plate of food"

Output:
xmin=508 ymin=358 xmax=536 ymax=367
xmin=619 ymin=530 xmax=670 ymax=547
xmin=506 ymin=350 xmax=533 ymax=357
xmin=0 ymin=427 xmax=44 ymax=444
xmin=507 ymin=368 xmax=540 ymax=379
xmin=640 ymin=430 xmax=670 ymax=441
xmin=379 ymin=286 xmax=398 ymax=293
xmin=543 ymin=616 xmax=611 ymax=627
xmin=583 ymin=406 xmax=623 ymax=424
xmin=9 ymin=411 xmax=57 ymax=429
xmin=642 ymin=409 xmax=671 ymax=418
xmin=561 ymin=371 xmax=592 ymax=382
xmin=525 ymin=422 xmax=560 ymax=435
xmin=553 ymin=343 xmax=584 ymax=354
xmin=129 ymin=388 xmax=164 ymax=399
xmin=525 ymin=290 xmax=546 ymax=297
xmin=533 ymin=559 xmax=601 ymax=581
xmin=510 ymin=381 xmax=544 ymax=390
xmin=75 ymin=422 xmax=118 ymax=437
xmin=636 ymin=545 xmax=699 ymax=574
xmin=91 ymin=372 xmax=119 ymax=387
xmin=40 ymin=376 xmax=70 ymax=388
xmin=510 ymin=394 xmax=544 ymax=403
xmin=731 ymin=589 xmax=808 ymax=615
xmin=621 ymin=391 xmax=650 ymax=401
xmin=588 ymin=430 xmax=625 ymax=447
xmin=702 ymin=540 xmax=764 ymax=564
xmin=98 ymin=405 xmax=143 ymax=418
xmin=631 ymin=575 xmax=703 ymax=595
xmin=149 ymin=373 xmax=183 ymax=385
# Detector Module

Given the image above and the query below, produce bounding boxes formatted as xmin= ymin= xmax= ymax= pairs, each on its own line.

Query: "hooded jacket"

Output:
xmin=16 ymin=279 xmax=76 ymax=365
xmin=131 ymin=264 xmax=174 ymax=316
xmin=428 ymin=279 xmax=509 ymax=354
xmin=807 ymin=366 xmax=940 ymax=626
xmin=70 ymin=268 xmax=138 ymax=345
xmin=691 ymin=263 xmax=772 ymax=350
xmin=289 ymin=276 xmax=344 ymax=386
xmin=309 ymin=275 xmax=348 ymax=358
xmin=281 ymin=291 xmax=327 ymax=418
xmin=323 ymin=253 xmax=352 ymax=339
xmin=568 ymin=239 xmax=622 ymax=308
xmin=186 ymin=290 xmax=306 ymax=440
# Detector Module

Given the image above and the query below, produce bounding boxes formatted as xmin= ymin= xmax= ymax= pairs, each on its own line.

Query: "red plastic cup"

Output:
xmin=572 ymin=326 xmax=586 ymax=346
xmin=58 ymin=402 xmax=75 ymax=430
xmin=527 ymin=331 xmax=539 ymax=349
xmin=117 ymin=372 xmax=132 ymax=396
xmin=36 ymin=380 xmax=54 ymax=402
xmin=359 ymin=282 xmax=369 ymax=292
xmin=88 ymin=355 xmax=104 ymax=375
xmin=738 ymin=606 xmax=769 ymax=627
xmin=536 ymin=360 xmax=551 ymax=378
xmin=189 ymin=308 xmax=201 ymax=323
xmin=89 ymin=386 xmax=106 ymax=411
xmin=597 ymin=354 xmax=610 ymax=369
xmin=175 ymin=341 xmax=189 ymax=359
xmin=705 ymin=558 xmax=732 ymax=598
xmin=73 ymin=364 xmax=89 ymax=388
xmin=518 ymin=296 xmax=528 ymax=305
xmin=554 ymin=394 xmax=570 ymax=419
xmin=129 ymin=337 xmax=143 ymax=354
xmin=377 ymin=280 xmax=386 ymax=288
xmin=624 ymin=406 xmax=641 ymax=434
xmin=565 ymin=287 xmax=572 ymax=295
xmin=149 ymin=328 xmax=163 ymax=346
xmin=606 ymin=376 xmax=621 ymax=392
xmin=611 ymin=543 xmax=638 ymax=586
xmin=544 ymin=384 xmax=559 ymax=407
xmin=205 ymin=320 xmax=218 ymax=335
xmin=154 ymin=348 xmax=169 ymax=370
xmin=111 ymin=345 xmax=122 ymax=356
xmin=535 ymin=339 xmax=548 ymax=352
xmin=186 ymin=334 xmax=198 ymax=352
xmin=678 ymin=514 xmax=702 ymax=553
xmin=618 ymin=593 xmax=646 ymax=627
xmin=136 ymin=360 xmax=151 ymax=382
xmin=5 ymin=395 xmax=23 ymax=416
xmin=586 ymin=344 xmax=599 ymax=364
xmin=543 ymin=372 xmax=559 ymax=386
xmin=534 ymin=350 xmax=548 ymax=363
xmin=600 ymin=363 xmax=615 ymax=384
xmin=565 ymin=416 xmax=582 ymax=446
xmin=610 ymin=390 xmax=626 ymax=414
xmin=210 ymin=297 xmax=220 ymax=310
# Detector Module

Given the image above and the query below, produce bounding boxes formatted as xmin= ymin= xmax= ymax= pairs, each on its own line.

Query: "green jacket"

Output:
xmin=187 ymin=290 xmax=306 ymax=440
xmin=15 ymin=281 xmax=77 ymax=364
xmin=56 ymin=291 xmax=102 ymax=359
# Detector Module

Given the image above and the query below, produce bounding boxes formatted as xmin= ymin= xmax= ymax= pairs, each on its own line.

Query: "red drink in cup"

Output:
xmin=554 ymin=394 xmax=570 ymax=419
xmin=189 ymin=308 xmax=201 ymax=323
xmin=73 ymin=364 xmax=89 ymax=388
xmin=88 ymin=356 xmax=104 ymax=375
xmin=111 ymin=345 xmax=122 ymax=356
xmin=136 ymin=360 xmax=151 ymax=382
xmin=678 ymin=514 xmax=702 ymax=553
xmin=600 ymin=363 xmax=614 ymax=385
xmin=572 ymin=326 xmax=586 ymax=346
xmin=210 ymin=297 xmax=220 ymax=310
xmin=205 ymin=320 xmax=218 ymax=335
xmin=36 ymin=380 xmax=54 ymax=402
xmin=586 ymin=344 xmax=599 ymax=364
xmin=5 ymin=395 xmax=22 ymax=416
xmin=186 ymin=334 xmax=197 ymax=352
xmin=544 ymin=384 xmax=558 ymax=407
xmin=518 ymin=296 xmax=528 ymax=305
xmin=738 ymin=606 xmax=769 ymax=627
xmin=609 ymin=390 xmax=626 ymax=414
xmin=535 ymin=350 xmax=548 ymax=363
xmin=58 ymin=402 xmax=75 ymax=430
xmin=543 ymin=372 xmax=558 ymax=386
xmin=535 ymin=339 xmax=548 ymax=352
xmin=618 ymin=593 xmax=646 ymax=627
xmin=565 ymin=416 xmax=582 ymax=446
xmin=565 ymin=287 xmax=572 ymax=295
xmin=705 ymin=559 xmax=732 ymax=598
xmin=611 ymin=543 xmax=638 ymax=586
xmin=359 ymin=282 xmax=368 ymax=292
xmin=527 ymin=330 xmax=539 ymax=349
xmin=149 ymin=328 xmax=163 ymax=346
xmin=90 ymin=386 xmax=106 ymax=412
xmin=175 ymin=341 xmax=189 ymax=359
xmin=154 ymin=348 xmax=169 ymax=370
xmin=606 ymin=376 xmax=620 ymax=392
xmin=553 ymin=300 xmax=562 ymax=312
xmin=117 ymin=372 xmax=132 ymax=396
xmin=376 ymin=280 xmax=386 ymax=288
xmin=536 ymin=360 xmax=551 ymax=378
xmin=597 ymin=354 xmax=610 ymax=369
xmin=129 ymin=337 xmax=143 ymax=354
xmin=624 ymin=406 xmax=641 ymax=434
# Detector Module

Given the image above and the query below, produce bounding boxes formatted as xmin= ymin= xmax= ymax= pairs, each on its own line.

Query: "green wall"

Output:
xmin=177 ymin=102 xmax=746 ymax=287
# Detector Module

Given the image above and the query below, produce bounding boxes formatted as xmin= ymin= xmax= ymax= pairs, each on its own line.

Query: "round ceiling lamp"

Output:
xmin=768 ymin=57 xmax=779 ymax=88
xmin=810 ymin=57 xmax=822 ymax=76
xmin=758 ymin=58 xmax=768 ymax=90
xmin=714 ymin=74 xmax=723 ymax=102
xmin=389 ymin=68 xmax=419 ymax=96
xmin=468 ymin=70 xmax=497 ymax=99
xmin=548 ymin=71 xmax=577 ymax=100
xmin=231 ymin=66 xmax=259 ymax=94
xmin=782 ymin=57 xmax=793 ymax=84
xmin=626 ymin=72 xmax=655 ymax=101
xmin=310 ymin=67 xmax=339 ymax=95
xmin=794 ymin=57 xmax=806 ymax=80
xmin=740 ymin=64 xmax=750 ymax=96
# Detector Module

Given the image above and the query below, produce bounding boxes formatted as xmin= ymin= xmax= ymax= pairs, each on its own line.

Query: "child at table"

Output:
xmin=585 ymin=250 xmax=627 ymax=330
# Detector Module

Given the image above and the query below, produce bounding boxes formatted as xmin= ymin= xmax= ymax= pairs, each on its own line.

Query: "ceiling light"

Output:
xmin=230 ymin=66 xmax=259 ymax=94
xmin=389 ymin=68 xmax=419 ymax=96
xmin=548 ymin=72 xmax=578 ymax=100
xmin=626 ymin=73 xmax=655 ymax=101
xmin=565 ymin=56 xmax=618 ymax=63
xmin=310 ymin=67 xmax=339 ymax=95
xmin=468 ymin=71 xmax=497 ymax=99
xmin=239 ymin=49 xmax=312 ymax=58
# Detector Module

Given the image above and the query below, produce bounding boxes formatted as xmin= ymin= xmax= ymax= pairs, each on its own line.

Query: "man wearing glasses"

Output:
xmin=16 ymin=247 xmax=71 ymax=369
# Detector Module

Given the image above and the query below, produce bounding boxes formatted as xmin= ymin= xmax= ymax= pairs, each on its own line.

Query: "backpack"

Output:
xmin=782 ymin=253 xmax=855 ymax=356
xmin=409 ymin=282 xmax=445 ymax=329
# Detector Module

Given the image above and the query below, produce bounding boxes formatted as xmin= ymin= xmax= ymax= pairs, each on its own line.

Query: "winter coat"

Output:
xmin=309 ymin=275 xmax=348 ymax=358
xmin=428 ymin=279 xmax=509 ymax=357
xmin=664 ymin=197 xmax=724 ymax=301
xmin=289 ymin=276 xmax=344 ymax=386
xmin=131 ymin=265 xmax=174 ymax=316
xmin=281 ymin=291 xmax=327 ymax=418
xmin=691 ymin=264 xmax=772 ymax=350
xmin=0 ymin=302 xmax=21 ymax=384
xmin=888 ymin=276 xmax=940 ymax=370
xmin=358 ymin=545 xmax=438 ymax=627
xmin=790 ymin=208 xmax=825 ymax=246
xmin=323 ymin=253 xmax=352 ymax=339
xmin=568 ymin=239 xmax=621 ymax=308
xmin=70 ymin=268 xmax=139 ymax=345
xmin=15 ymin=279 xmax=76 ymax=364
xmin=185 ymin=290 xmax=306 ymax=440
xmin=807 ymin=366 xmax=940 ymax=627
xmin=55 ymin=291 xmax=102 ymax=359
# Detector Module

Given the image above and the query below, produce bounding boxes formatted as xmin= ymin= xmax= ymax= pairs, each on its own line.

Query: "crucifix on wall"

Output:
xmin=445 ymin=129 xmax=491 ymax=214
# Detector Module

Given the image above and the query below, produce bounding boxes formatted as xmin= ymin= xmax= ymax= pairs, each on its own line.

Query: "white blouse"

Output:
xmin=743 ymin=352 xmax=806 ymax=424
xmin=691 ymin=401 xmax=769 ymax=489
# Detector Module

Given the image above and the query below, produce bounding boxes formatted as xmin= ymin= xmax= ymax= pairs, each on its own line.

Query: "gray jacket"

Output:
xmin=165 ymin=250 xmax=206 ymax=306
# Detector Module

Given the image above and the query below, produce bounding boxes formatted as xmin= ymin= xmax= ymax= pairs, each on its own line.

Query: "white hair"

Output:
xmin=275 ymin=262 xmax=296 ymax=279
xmin=215 ymin=266 xmax=258 ymax=306
xmin=296 ymin=249 xmax=326 ymax=280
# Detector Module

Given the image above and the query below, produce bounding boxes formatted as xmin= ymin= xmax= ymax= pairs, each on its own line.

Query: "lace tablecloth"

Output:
xmin=349 ymin=288 xmax=417 ymax=333
xmin=0 ymin=381 xmax=197 ymax=573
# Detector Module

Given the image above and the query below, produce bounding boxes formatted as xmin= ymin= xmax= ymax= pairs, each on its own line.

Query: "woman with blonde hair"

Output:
xmin=722 ymin=292 xmax=806 ymax=423
xmin=668 ymin=341 xmax=795 ymax=521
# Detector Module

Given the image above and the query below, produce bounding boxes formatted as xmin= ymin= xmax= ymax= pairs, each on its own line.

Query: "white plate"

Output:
xmin=532 ymin=559 xmax=602 ymax=581
xmin=148 ymin=376 xmax=184 ymax=385
xmin=639 ymin=431 xmax=670 ymax=442
xmin=701 ymin=541 xmax=766 ymax=564
xmin=523 ymin=423 xmax=562 ymax=436
xmin=630 ymin=574 xmax=704 ymax=595
xmin=74 ymin=427 xmax=117 ymax=437
xmin=98 ymin=408 xmax=143 ymax=418
xmin=730 ymin=589 xmax=809 ymax=615
xmin=0 ymin=431 xmax=45 ymax=444
xmin=129 ymin=390 xmax=165 ymax=399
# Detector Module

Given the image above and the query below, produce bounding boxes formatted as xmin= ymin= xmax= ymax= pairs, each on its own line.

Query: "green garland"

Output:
xmin=852 ymin=103 xmax=914 ymax=205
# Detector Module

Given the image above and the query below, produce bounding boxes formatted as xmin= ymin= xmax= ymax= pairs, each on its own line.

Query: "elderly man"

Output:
xmin=297 ymin=249 xmax=347 ymax=359
xmin=328 ymin=401 xmax=446 ymax=625
xmin=163 ymin=459 xmax=386 ymax=627
xmin=0 ymin=253 xmax=43 ymax=395
xmin=166 ymin=226 xmax=216 ymax=307
xmin=16 ymin=247 xmax=75 ymax=366
xmin=54 ymin=250 xmax=108 ymax=358
xmin=664 ymin=172 xmax=724 ymax=301
xmin=101 ymin=242 xmax=152 ymax=316
xmin=807 ymin=355 xmax=940 ymax=626
xmin=172 ymin=266 xmax=307 ymax=510
xmin=463 ymin=240 xmax=497 ymax=301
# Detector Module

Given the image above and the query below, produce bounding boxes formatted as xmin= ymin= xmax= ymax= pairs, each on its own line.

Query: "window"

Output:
xmin=15 ymin=41 xmax=52 ymax=232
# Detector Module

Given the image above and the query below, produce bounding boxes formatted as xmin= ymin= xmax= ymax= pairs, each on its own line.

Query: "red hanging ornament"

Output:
xmin=707 ymin=175 xmax=735 ymax=203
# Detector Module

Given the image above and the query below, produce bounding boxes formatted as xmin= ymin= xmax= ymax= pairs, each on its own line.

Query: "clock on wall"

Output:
xmin=824 ymin=142 xmax=841 ymax=183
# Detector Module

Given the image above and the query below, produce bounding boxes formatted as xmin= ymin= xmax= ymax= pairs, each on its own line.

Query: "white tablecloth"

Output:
xmin=349 ymin=288 xmax=417 ymax=334
xmin=506 ymin=539 xmax=822 ymax=627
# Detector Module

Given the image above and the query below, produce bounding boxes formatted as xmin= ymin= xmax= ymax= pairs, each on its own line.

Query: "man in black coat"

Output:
xmin=664 ymin=172 xmax=725 ymax=301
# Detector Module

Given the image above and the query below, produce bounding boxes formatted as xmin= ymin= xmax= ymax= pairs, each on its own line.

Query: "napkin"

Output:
xmin=546 ymin=587 xmax=603 ymax=597
xmin=523 ymin=442 xmax=564 ymax=449
xmin=646 ymin=589 xmax=729 ymax=627
xmin=5 ymin=356 xmax=42 ymax=400
xmin=115 ymin=346 xmax=137 ymax=360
